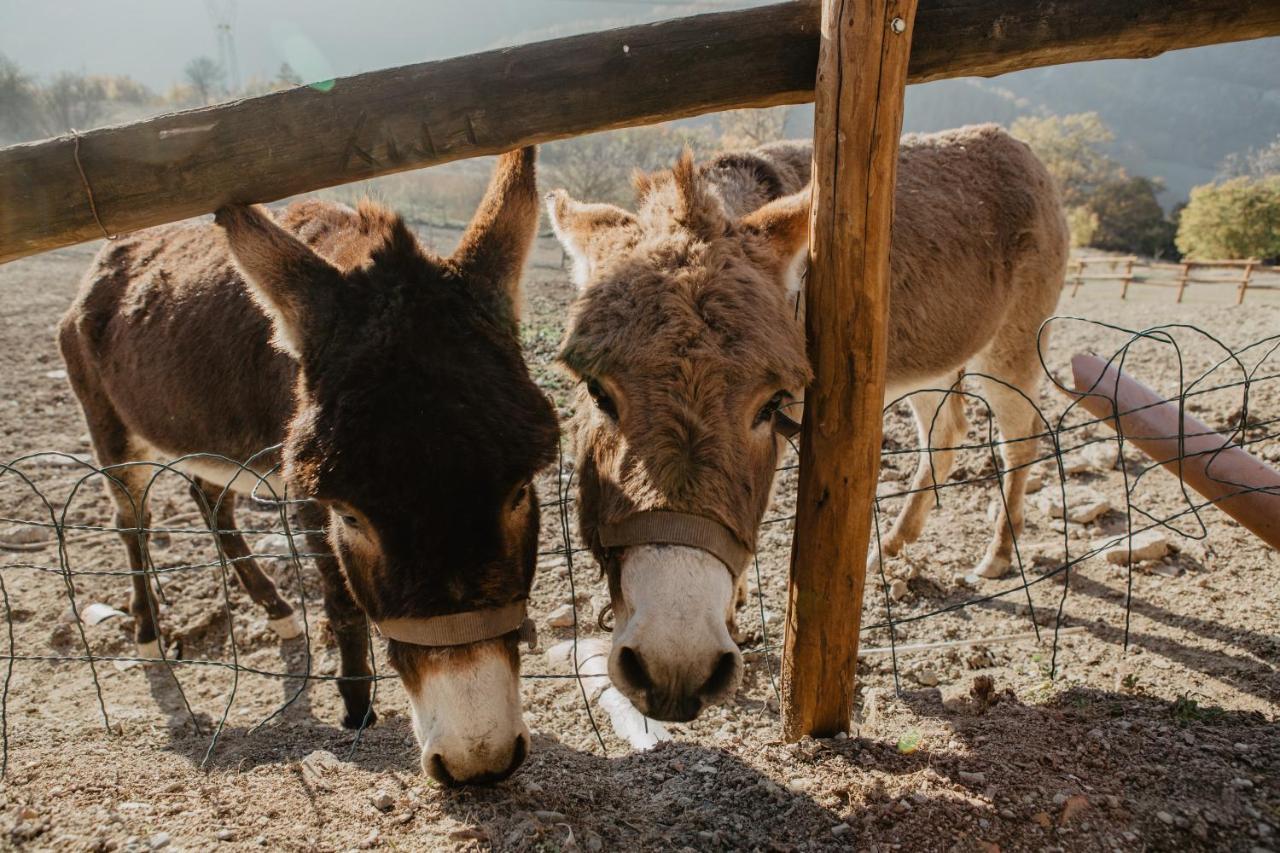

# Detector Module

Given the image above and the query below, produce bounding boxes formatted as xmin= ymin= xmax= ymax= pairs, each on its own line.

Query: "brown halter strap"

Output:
xmin=597 ymin=510 xmax=752 ymax=578
xmin=594 ymin=410 xmax=799 ymax=578
xmin=373 ymin=600 xmax=537 ymax=648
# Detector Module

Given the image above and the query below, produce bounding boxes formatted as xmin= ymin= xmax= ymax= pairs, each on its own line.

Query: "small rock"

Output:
xmin=913 ymin=668 xmax=940 ymax=687
xmin=254 ymin=533 xmax=294 ymax=562
xmin=889 ymin=579 xmax=910 ymax=601
xmin=691 ymin=762 xmax=717 ymax=775
xmin=534 ymin=810 xmax=567 ymax=822
xmin=1040 ymin=487 xmax=1111 ymax=523
xmin=215 ymin=829 xmax=237 ymax=841
xmin=1232 ymin=777 xmax=1254 ymax=789
xmin=148 ymin=833 xmax=171 ymax=850
xmin=358 ymin=829 xmax=380 ymax=849
xmin=448 ymin=828 xmax=489 ymax=842
xmin=1156 ymin=810 xmax=1175 ymax=825
xmin=831 ymin=824 xmax=851 ymax=837
xmin=371 ymin=789 xmax=394 ymax=812
xmin=547 ymin=603 xmax=576 ymax=628
xmin=1083 ymin=441 xmax=1120 ymax=472
xmin=787 ymin=778 xmax=814 ymax=794
xmin=1100 ymin=530 xmax=1173 ymax=565
xmin=1024 ymin=472 xmax=1044 ymax=494
xmin=0 ymin=524 xmax=48 ymax=546
xmin=958 ymin=770 xmax=986 ymax=785
xmin=1060 ymin=795 xmax=1089 ymax=825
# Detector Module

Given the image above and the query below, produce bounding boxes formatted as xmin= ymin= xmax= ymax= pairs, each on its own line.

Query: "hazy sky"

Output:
xmin=0 ymin=1 xmax=760 ymax=89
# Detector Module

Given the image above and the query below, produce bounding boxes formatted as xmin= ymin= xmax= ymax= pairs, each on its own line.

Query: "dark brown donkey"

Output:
xmin=58 ymin=149 xmax=559 ymax=784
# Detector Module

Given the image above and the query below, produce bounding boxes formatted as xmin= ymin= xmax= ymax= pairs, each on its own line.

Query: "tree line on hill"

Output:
xmin=1009 ymin=112 xmax=1279 ymax=262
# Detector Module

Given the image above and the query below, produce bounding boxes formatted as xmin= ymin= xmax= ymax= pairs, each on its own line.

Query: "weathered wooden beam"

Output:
xmin=782 ymin=0 xmax=913 ymax=740
xmin=3 ymin=0 xmax=1280 ymax=263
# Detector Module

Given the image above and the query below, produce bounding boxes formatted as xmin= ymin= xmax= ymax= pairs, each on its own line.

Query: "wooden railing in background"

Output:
xmin=1067 ymin=256 xmax=1278 ymax=304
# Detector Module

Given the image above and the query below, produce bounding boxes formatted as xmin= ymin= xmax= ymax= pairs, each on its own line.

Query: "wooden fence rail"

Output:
xmin=3 ymin=0 xmax=1280 ymax=264
xmin=1067 ymin=257 xmax=1278 ymax=304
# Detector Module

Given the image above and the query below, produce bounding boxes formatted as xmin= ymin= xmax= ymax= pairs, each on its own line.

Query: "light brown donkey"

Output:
xmin=547 ymin=125 xmax=1068 ymax=721
xmin=59 ymin=149 xmax=561 ymax=784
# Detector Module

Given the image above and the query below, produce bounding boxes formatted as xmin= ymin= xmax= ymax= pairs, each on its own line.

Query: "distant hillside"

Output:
xmin=781 ymin=38 xmax=1280 ymax=206
xmin=901 ymin=39 xmax=1280 ymax=205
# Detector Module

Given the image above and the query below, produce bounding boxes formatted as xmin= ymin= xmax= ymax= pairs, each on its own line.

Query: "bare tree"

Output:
xmin=185 ymin=56 xmax=225 ymax=105
xmin=36 ymin=72 xmax=107 ymax=135
xmin=1219 ymin=136 xmax=1280 ymax=180
xmin=276 ymin=62 xmax=303 ymax=88
xmin=543 ymin=125 xmax=715 ymax=207
xmin=718 ymin=107 xmax=787 ymax=150
xmin=0 ymin=54 xmax=39 ymax=143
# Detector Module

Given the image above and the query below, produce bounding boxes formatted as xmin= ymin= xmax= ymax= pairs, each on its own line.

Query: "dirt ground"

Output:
xmin=0 ymin=228 xmax=1276 ymax=853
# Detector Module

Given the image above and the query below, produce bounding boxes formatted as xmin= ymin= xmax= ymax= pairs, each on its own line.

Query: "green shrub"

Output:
xmin=1176 ymin=177 xmax=1280 ymax=260
xmin=1065 ymin=205 xmax=1099 ymax=248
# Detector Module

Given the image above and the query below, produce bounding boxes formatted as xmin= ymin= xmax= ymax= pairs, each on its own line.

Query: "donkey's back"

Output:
xmin=60 ymin=200 xmax=375 ymax=472
xmin=739 ymin=125 xmax=1069 ymax=578
xmin=750 ymin=125 xmax=1067 ymax=389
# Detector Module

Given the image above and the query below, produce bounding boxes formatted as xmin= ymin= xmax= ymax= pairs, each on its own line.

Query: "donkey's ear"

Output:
xmin=215 ymin=204 xmax=340 ymax=359
xmin=740 ymin=188 xmax=811 ymax=263
xmin=450 ymin=146 xmax=540 ymax=321
xmin=545 ymin=190 xmax=637 ymax=290
xmin=739 ymin=187 xmax=811 ymax=293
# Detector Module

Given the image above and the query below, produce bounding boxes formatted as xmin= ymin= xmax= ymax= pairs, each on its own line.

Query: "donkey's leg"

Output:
xmin=296 ymin=502 xmax=375 ymax=729
xmin=972 ymin=365 xmax=1046 ymax=580
xmin=188 ymin=477 xmax=301 ymax=639
xmin=879 ymin=383 xmax=968 ymax=561
xmin=60 ymin=338 xmax=165 ymax=657
xmin=105 ymin=464 xmax=165 ymax=657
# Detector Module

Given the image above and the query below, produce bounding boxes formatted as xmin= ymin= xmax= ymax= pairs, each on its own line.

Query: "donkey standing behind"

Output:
xmin=547 ymin=125 xmax=1069 ymax=721
xmin=59 ymin=149 xmax=559 ymax=784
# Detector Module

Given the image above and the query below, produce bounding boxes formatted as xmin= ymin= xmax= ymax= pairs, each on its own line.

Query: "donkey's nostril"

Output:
xmin=699 ymin=651 xmax=740 ymax=700
xmin=616 ymin=645 xmax=653 ymax=691
xmin=425 ymin=753 xmax=457 ymax=787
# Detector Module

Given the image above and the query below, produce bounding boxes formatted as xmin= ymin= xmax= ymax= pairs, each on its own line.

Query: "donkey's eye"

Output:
xmin=755 ymin=392 xmax=789 ymax=427
xmin=511 ymin=481 xmax=532 ymax=508
xmin=336 ymin=511 xmax=360 ymax=528
xmin=586 ymin=379 xmax=618 ymax=421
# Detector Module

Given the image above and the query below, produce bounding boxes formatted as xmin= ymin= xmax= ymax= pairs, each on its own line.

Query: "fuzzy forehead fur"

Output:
xmin=559 ymin=154 xmax=811 ymax=393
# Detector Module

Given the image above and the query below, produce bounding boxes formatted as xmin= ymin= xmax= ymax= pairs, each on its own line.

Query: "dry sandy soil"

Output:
xmin=0 ymin=227 xmax=1276 ymax=852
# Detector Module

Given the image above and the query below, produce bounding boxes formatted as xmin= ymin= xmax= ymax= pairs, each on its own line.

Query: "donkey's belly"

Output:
xmin=128 ymin=438 xmax=288 ymax=501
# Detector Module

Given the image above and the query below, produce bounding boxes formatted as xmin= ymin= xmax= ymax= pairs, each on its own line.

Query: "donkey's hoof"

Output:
xmin=974 ymin=555 xmax=1012 ymax=580
xmin=269 ymin=612 xmax=304 ymax=640
xmin=342 ymin=708 xmax=377 ymax=730
xmin=136 ymin=639 xmax=164 ymax=661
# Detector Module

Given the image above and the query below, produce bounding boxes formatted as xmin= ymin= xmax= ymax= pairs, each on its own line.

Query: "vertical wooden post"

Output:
xmin=1175 ymin=261 xmax=1191 ymax=303
xmin=781 ymin=0 xmax=914 ymax=740
xmin=1120 ymin=256 xmax=1134 ymax=299
xmin=1069 ymin=259 xmax=1083 ymax=298
xmin=1237 ymin=260 xmax=1255 ymax=305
